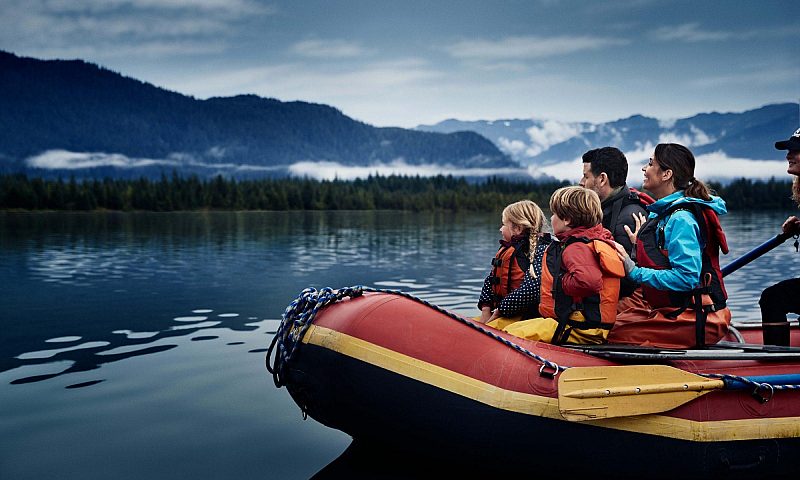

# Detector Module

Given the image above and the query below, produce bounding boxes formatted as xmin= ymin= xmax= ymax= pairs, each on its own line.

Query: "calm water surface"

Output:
xmin=0 ymin=209 xmax=796 ymax=479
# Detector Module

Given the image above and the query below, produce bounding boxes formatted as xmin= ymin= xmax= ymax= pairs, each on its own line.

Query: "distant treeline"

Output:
xmin=0 ymin=174 xmax=795 ymax=212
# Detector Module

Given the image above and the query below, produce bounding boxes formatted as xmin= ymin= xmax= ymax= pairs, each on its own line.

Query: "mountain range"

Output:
xmin=0 ymin=50 xmax=796 ymax=181
xmin=417 ymin=104 xmax=798 ymax=167
xmin=0 ymin=51 xmax=513 ymax=179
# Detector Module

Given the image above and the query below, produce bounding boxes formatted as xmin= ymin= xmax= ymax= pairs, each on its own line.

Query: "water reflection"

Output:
xmin=3 ymin=209 xmax=797 ymax=383
xmin=1 ymin=209 xmax=798 ymax=479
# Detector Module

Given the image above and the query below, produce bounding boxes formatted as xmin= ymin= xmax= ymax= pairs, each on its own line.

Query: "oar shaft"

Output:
xmin=564 ymin=379 xmax=725 ymax=399
xmin=721 ymin=232 xmax=792 ymax=277
xmin=723 ymin=373 xmax=800 ymax=390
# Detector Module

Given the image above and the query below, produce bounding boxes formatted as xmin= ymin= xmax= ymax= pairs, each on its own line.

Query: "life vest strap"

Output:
xmin=563 ymin=318 xmax=615 ymax=330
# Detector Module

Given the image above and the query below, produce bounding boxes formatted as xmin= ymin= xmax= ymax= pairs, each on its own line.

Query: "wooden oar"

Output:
xmin=557 ymin=364 xmax=800 ymax=421
xmin=721 ymin=231 xmax=792 ymax=277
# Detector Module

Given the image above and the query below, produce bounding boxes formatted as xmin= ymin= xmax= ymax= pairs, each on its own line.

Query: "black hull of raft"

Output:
xmin=288 ymin=343 xmax=800 ymax=479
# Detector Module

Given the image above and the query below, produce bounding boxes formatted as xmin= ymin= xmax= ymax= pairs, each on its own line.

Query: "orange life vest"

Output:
xmin=489 ymin=237 xmax=530 ymax=304
xmin=539 ymin=237 xmax=625 ymax=344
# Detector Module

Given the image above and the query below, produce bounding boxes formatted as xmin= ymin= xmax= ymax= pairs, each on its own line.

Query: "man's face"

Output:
xmin=580 ymin=163 xmax=604 ymax=198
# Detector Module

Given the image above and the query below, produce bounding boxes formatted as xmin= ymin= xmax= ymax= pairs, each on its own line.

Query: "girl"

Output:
xmin=477 ymin=200 xmax=549 ymax=323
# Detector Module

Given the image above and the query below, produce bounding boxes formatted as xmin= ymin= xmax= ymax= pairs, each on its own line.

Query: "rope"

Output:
xmin=267 ymin=286 xmax=365 ymax=387
xmin=266 ymin=285 xmax=563 ymax=388
xmin=701 ymin=372 xmax=800 ymax=401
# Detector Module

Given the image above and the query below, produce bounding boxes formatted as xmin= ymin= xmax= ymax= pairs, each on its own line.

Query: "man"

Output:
xmin=579 ymin=146 xmax=651 ymax=297
xmin=759 ymin=128 xmax=800 ymax=345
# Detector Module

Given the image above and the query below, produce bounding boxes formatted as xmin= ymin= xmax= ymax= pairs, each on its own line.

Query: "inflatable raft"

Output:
xmin=267 ymin=286 xmax=800 ymax=479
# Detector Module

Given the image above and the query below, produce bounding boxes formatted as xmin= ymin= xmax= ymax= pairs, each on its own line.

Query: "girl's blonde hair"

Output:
xmin=549 ymin=186 xmax=603 ymax=229
xmin=502 ymin=200 xmax=547 ymax=276
xmin=793 ymin=176 xmax=800 ymax=206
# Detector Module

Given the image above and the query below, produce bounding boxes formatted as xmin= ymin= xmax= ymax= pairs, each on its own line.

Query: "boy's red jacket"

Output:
xmin=555 ymin=223 xmax=618 ymax=298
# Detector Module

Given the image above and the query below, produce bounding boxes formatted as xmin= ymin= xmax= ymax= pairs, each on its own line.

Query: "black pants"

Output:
xmin=759 ymin=278 xmax=800 ymax=345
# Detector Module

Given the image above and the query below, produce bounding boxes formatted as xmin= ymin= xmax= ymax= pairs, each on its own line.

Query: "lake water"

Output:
xmin=1 ymin=209 xmax=797 ymax=479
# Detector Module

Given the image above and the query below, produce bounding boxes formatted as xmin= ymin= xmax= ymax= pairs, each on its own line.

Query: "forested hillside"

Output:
xmin=0 ymin=174 xmax=793 ymax=212
xmin=0 ymin=51 xmax=513 ymax=176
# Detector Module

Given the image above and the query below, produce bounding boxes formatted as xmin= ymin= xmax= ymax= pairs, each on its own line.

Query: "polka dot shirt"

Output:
xmin=478 ymin=234 xmax=551 ymax=316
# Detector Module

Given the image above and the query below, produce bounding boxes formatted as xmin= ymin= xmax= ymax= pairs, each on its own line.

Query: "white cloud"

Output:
xmin=650 ymin=23 xmax=733 ymax=42
xmin=693 ymin=152 xmax=789 ymax=183
xmin=496 ymin=137 xmax=529 ymax=156
xmin=658 ymin=125 xmax=715 ymax=147
xmin=24 ymin=150 xmax=286 ymax=172
xmin=443 ymin=35 xmax=628 ymax=60
xmin=165 ymin=58 xmax=443 ymax=105
xmin=535 ymin=148 xmax=790 ymax=186
xmin=290 ymin=39 xmax=372 ymax=58
xmin=29 ymin=0 xmax=271 ymax=16
xmin=26 ymin=150 xmax=178 ymax=169
xmin=525 ymin=120 xmax=584 ymax=156
xmin=687 ymin=70 xmax=800 ymax=89
xmin=24 ymin=150 xmax=790 ymax=186
xmin=287 ymin=159 xmax=533 ymax=181
xmin=651 ymin=23 xmax=795 ymax=44
xmin=0 ymin=0 xmax=273 ymax=59
xmin=658 ymin=118 xmax=677 ymax=129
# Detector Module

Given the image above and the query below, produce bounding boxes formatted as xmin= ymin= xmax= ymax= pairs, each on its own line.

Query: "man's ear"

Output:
xmin=598 ymin=172 xmax=609 ymax=187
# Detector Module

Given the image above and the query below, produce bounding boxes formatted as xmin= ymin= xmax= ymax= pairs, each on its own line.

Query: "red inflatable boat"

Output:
xmin=267 ymin=287 xmax=800 ymax=479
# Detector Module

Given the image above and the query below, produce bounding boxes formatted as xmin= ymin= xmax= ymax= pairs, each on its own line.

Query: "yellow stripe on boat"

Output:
xmin=302 ymin=324 xmax=800 ymax=442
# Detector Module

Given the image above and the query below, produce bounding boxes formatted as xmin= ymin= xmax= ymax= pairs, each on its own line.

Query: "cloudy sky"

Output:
xmin=2 ymin=0 xmax=797 ymax=129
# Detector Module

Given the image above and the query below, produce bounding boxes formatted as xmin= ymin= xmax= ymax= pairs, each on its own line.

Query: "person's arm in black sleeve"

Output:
xmin=615 ymin=204 xmax=646 ymax=255
xmin=477 ymin=276 xmax=495 ymax=323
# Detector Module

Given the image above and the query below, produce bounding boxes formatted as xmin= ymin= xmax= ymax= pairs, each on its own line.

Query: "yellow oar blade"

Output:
xmin=557 ymin=365 xmax=725 ymax=421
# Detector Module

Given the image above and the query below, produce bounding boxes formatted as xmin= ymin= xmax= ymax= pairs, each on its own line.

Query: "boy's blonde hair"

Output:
xmin=502 ymin=200 xmax=547 ymax=276
xmin=549 ymin=186 xmax=603 ymax=229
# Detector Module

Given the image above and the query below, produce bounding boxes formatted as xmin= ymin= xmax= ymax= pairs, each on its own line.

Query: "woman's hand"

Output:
xmin=782 ymin=216 xmax=800 ymax=236
xmin=623 ymin=212 xmax=647 ymax=245
xmin=614 ymin=241 xmax=636 ymax=275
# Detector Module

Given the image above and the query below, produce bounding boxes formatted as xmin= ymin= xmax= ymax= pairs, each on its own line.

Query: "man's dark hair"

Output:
xmin=581 ymin=147 xmax=628 ymax=188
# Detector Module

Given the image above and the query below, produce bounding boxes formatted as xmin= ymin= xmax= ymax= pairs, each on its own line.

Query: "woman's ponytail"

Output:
xmin=685 ymin=175 xmax=712 ymax=201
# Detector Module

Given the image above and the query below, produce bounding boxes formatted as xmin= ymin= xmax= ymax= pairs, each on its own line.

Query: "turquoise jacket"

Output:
xmin=628 ymin=191 xmax=727 ymax=292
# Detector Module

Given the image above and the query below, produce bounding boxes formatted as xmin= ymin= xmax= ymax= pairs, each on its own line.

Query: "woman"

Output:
xmin=759 ymin=128 xmax=800 ymax=346
xmin=608 ymin=143 xmax=731 ymax=349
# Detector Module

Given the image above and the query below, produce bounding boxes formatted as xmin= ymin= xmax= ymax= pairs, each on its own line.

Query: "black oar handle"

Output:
xmin=721 ymin=232 xmax=792 ymax=278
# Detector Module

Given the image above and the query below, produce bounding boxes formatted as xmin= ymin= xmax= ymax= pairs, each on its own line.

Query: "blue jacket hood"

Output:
xmin=647 ymin=191 xmax=727 ymax=217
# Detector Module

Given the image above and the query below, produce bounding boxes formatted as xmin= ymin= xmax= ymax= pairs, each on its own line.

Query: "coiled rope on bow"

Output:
xmin=266 ymin=285 xmax=563 ymax=388
xmin=267 ymin=286 xmax=364 ymax=387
